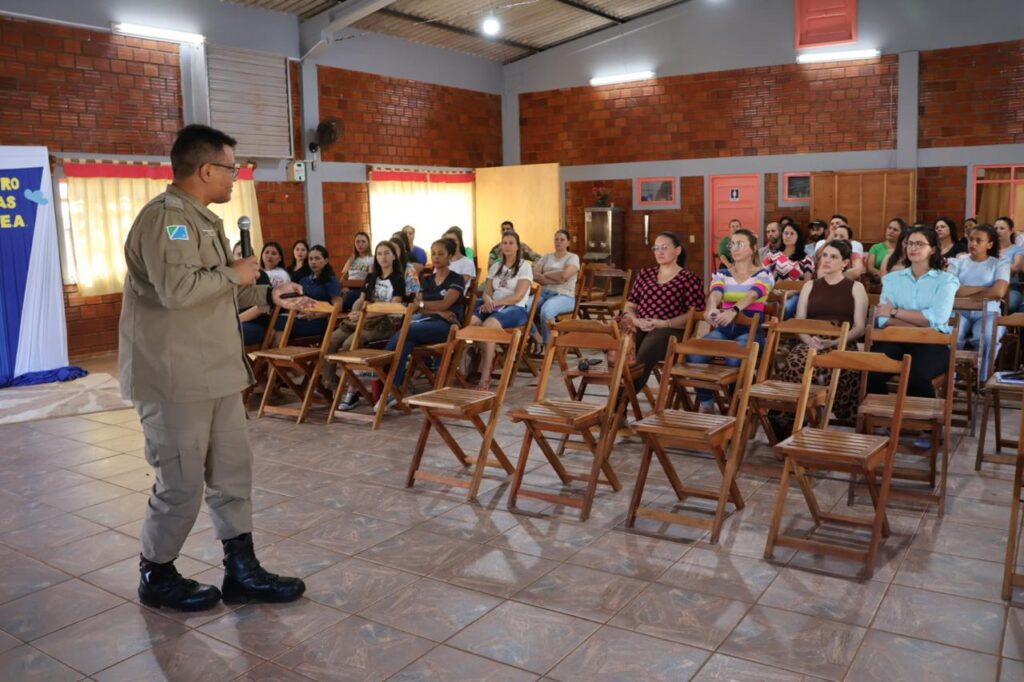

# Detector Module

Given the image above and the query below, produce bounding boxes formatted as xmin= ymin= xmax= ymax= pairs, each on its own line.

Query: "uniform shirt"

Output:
xmin=298 ymin=273 xmax=342 ymax=302
xmin=628 ymin=267 xmax=705 ymax=320
xmin=119 ymin=184 xmax=268 ymax=402
xmin=420 ymin=270 xmax=466 ymax=323
xmin=362 ymin=271 xmax=406 ymax=303
xmin=710 ymin=267 xmax=775 ymax=314
xmin=534 ymin=251 xmax=580 ymax=297
xmin=488 ymin=260 xmax=534 ymax=307
xmin=878 ymin=267 xmax=958 ymax=333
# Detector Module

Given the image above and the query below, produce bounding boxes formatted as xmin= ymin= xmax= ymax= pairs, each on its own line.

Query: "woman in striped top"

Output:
xmin=689 ymin=228 xmax=775 ymax=412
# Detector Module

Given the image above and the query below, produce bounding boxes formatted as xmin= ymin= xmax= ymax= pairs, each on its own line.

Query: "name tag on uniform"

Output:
xmin=202 ymin=229 xmax=216 ymax=237
xmin=166 ymin=225 xmax=189 ymax=241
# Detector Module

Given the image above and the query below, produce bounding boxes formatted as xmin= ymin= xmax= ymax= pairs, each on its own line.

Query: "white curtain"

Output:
xmin=368 ymin=172 xmax=475 ymax=253
xmin=64 ymin=165 xmax=262 ymax=296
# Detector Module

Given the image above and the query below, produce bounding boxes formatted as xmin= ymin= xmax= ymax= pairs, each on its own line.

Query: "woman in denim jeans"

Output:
xmin=530 ymin=229 xmax=580 ymax=354
xmin=689 ymin=229 xmax=774 ymax=413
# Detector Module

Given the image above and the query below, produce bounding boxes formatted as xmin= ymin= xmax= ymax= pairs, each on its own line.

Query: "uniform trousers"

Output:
xmin=134 ymin=393 xmax=253 ymax=564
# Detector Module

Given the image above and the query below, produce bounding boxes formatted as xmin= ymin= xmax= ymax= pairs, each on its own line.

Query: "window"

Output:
xmin=783 ymin=173 xmax=811 ymax=202
xmin=795 ymin=0 xmax=857 ymax=49
xmin=973 ymin=165 xmax=1024 ymax=227
xmin=60 ymin=162 xmax=263 ymax=296
xmin=368 ymin=169 xmax=475 ymax=252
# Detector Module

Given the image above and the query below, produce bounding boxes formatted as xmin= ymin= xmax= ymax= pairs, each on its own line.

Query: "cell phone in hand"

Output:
xmin=279 ymin=292 xmax=302 ymax=299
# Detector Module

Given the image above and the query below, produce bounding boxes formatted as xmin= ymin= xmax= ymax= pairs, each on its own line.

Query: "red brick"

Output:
xmin=916 ymin=166 xmax=968 ymax=225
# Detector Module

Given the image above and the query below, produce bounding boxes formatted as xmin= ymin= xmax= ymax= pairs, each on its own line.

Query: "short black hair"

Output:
xmin=170 ymin=124 xmax=237 ymax=181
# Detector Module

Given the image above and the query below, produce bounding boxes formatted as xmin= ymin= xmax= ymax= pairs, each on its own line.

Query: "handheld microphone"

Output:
xmin=238 ymin=216 xmax=253 ymax=258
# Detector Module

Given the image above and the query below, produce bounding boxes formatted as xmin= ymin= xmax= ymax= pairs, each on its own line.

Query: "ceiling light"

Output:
xmin=112 ymin=22 xmax=205 ymax=45
xmin=482 ymin=15 xmax=500 ymax=36
xmin=796 ymin=48 xmax=880 ymax=64
xmin=589 ymin=71 xmax=655 ymax=87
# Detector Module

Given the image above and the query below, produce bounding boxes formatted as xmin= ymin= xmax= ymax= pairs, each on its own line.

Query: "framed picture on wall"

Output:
xmin=633 ymin=176 xmax=679 ymax=210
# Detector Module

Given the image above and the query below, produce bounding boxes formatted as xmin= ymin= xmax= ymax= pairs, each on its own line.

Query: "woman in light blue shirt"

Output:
xmin=948 ymin=224 xmax=1009 ymax=378
xmin=868 ymin=226 xmax=958 ymax=398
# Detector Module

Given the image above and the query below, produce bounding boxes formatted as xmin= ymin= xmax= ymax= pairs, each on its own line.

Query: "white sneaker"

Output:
xmin=337 ymin=392 xmax=360 ymax=411
xmin=374 ymin=395 xmax=398 ymax=412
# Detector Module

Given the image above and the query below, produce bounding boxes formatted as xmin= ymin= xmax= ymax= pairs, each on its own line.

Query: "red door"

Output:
xmin=708 ymin=174 xmax=762 ymax=278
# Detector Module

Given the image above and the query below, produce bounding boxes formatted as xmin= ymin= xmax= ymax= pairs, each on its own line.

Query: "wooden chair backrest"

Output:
xmin=774 ymin=279 xmax=806 ymax=293
xmin=537 ymin=319 xmax=630 ymax=421
xmin=660 ymin=337 xmax=758 ymax=417
xmin=758 ymin=318 xmax=851 ymax=382
xmin=247 ymin=305 xmax=282 ymax=352
xmin=433 ymin=324 xmax=522 ymax=396
xmin=277 ymin=300 xmax=341 ymax=349
xmin=462 ymin=287 xmax=478 ymax=327
xmin=341 ymin=277 xmax=366 ymax=290
xmin=350 ymin=302 xmax=415 ymax=351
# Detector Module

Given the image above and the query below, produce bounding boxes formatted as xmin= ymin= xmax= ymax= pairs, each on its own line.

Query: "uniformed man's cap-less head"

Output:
xmin=171 ymin=124 xmax=239 ymax=205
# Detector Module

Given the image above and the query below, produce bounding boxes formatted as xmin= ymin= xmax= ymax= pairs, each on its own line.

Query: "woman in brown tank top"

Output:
xmin=778 ymin=240 xmax=869 ymax=422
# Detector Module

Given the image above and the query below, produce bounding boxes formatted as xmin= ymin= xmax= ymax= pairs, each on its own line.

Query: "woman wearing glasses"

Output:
xmin=621 ymin=231 xmax=705 ymax=391
xmin=690 ymin=229 xmax=774 ymax=413
xmin=869 ymin=226 xmax=958 ymax=398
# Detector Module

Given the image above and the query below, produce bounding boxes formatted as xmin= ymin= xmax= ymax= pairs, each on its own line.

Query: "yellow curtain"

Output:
xmin=975 ymin=182 xmax=1011 ymax=224
xmin=66 ymin=175 xmax=262 ymax=296
xmin=368 ymin=176 xmax=475 ymax=252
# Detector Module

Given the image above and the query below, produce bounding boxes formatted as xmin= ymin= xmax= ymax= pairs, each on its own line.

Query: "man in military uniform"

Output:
xmin=121 ymin=124 xmax=310 ymax=611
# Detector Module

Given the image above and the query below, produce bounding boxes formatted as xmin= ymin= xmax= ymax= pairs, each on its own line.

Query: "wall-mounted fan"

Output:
xmin=308 ymin=117 xmax=341 ymax=155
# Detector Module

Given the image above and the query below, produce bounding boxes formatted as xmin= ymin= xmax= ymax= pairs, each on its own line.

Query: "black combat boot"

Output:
xmin=221 ymin=533 xmax=306 ymax=604
xmin=138 ymin=555 xmax=222 ymax=611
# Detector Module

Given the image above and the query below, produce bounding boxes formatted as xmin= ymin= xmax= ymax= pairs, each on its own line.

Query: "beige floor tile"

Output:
xmin=873 ymin=584 xmax=1006 ymax=655
xmin=361 ymin=577 xmax=501 ymax=641
xmin=514 ymin=563 xmax=647 ymax=623
xmin=611 ymin=582 xmax=750 ymax=650
xmin=391 ymin=645 xmax=538 ymax=681
xmin=846 ymin=630 xmax=999 ymax=681
xmin=0 ymin=578 xmax=123 ymax=640
xmin=549 ymin=625 xmax=710 ymax=681
xmin=93 ymin=630 xmax=259 ymax=682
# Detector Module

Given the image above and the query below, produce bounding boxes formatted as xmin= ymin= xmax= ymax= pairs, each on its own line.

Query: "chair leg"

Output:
xmin=862 ymin=471 xmax=892 ymax=537
xmin=994 ymin=388 xmax=1004 ymax=454
xmin=257 ymin=365 xmax=279 ymax=417
xmin=975 ymin=392 xmax=992 ymax=470
xmin=405 ymin=415 xmax=434 ymax=488
xmin=864 ymin=461 xmax=895 ymax=580
xmin=791 ymin=462 xmax=824 ymax=526
xmin=467 ymin=411 xmax=502 ymax=501
xmin=765 ymin=456 xmax=794 ymax=560
xmin=507 ymin=428 xmax=535 ymax=511
xmin=1003 ymin=454 xmax=1024 ymax=600
xmin=626 ymin=440 xmax=656 ymax=528
xmin=710 ymin=443 xmax=743 ymax=544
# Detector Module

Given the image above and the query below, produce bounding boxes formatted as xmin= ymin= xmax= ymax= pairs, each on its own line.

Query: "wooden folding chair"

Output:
xmin=400 ymin=288 xmax=477 ymax=395
xmin=626 ymin=336 xmax=760 ymax=543
xmin=253 ymin=301 xmax=342 ymax=423
xmin=324 ymin=302 xmax=416 ymax=430
xmin=506 ymin=324 xmax=630 ymax=521
xmin=666 ymin=311 xmax=759 ymax=414
xmin=578 ymin=268 xmax=632 ymax=322
xmin=976 ymin=313 xmax=1024 ymax=470
xmin=765 ymin=348 xmax=912 ymax=578
xmin=405 ymin=325 xmax=521 ymax=501
xmin=511 ymin=283 xmax=543 ymax=380
xmin=1003 ymin=394 xmax=1024 ymax=600
xmin=746 ymin=318 xmax=850 ymax=444
xmin=856 ymin=318 xmax=959 ymax=515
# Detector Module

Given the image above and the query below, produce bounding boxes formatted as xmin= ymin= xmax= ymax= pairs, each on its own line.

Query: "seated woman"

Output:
xmin=995 ymin=216 xmax=1024 ymax=312
xmin=233 ymin=241 xmax=273 ymax=346
xmin=260 ymin=241 xmax=291 ymax=288
xmin=776 ymin=240 xmax=869 ymax=422
xmin=948 ymin=224 xmax=1009 ymax=378
xmin=392 ymin=231 xmax=423 ymax=277
xmin=621 ymin=231 xmax=704 ymax=391
xmin=867 ymin=218 xmax=906 ymax=281
xmin=470 ymin=231 xmax=533 ymax=390
xmin=327 ymin=241 xmax=407 ymax=408
xmin=389 ymin=234 xmax=421 ymax=300
xmin=530 ymin=229 xmax=581 ymax=353
xmin=274 ymin=245 xmax=342 ymax=340
xmin=764 ymin=223 xmax=813 ymax=318
xmin=443 ymin=227 xmax=477 ymax=284
xmin=935 ymin=217 xmax=966 ymax=261
xmin=880 ymin=223 xmax=911 ymax=276
xmin=868 ymin=226 xmax=959 ymax=399
xmin=830 ymin=224 xmax=866 ymax=280
xmin=384 ymin=238 xmax=467 ymax=406
xmin=287 ymin=239 xmax=311 ymax=282
xmin=689 ymin=229 xmax=775 ymax=413
xmin=340 ymin=231 xmax=374 ymax=311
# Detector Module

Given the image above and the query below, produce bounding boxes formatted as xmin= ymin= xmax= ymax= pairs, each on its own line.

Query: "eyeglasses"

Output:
xmin=905 ymin=240 xmax=931 ymax=249
xmin=728 ymin=241 xmax=748 ymax=249
xmin=651 ymin=244 xmax=675 ymax=252
xmin=208 ymin=162 xmax=241 ymax=178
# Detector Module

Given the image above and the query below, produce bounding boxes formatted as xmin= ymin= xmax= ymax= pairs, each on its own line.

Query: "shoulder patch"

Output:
xmin=166 ymin=225 xmax=189 ymax=241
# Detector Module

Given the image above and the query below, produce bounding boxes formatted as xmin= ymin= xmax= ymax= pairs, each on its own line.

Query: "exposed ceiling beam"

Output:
xmin=552 ymin=0 xmax=623 ymax=24
xmin=322 ymin=0 xmax=397 ymax=34
xmin=379 ymin=8 xmax=539 ymax=54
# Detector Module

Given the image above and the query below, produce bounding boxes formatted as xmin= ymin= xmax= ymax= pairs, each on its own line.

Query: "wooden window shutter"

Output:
xmin=207 ymin=46 xmax=293 ymax=159
xmin=795 ymin=0 xmax=857 ymax=49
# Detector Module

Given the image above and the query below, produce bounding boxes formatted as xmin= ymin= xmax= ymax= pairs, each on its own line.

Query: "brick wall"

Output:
xmin=0 ymin=16 xmax=182 ymax=155
xmin=919 ymin=40 xmax=1024 ymax=149
xmin=916 ymin=166 xmax=968 ymax=226
xmin=564 ymin=177 xmax=706 ymax=277
xmin=317 ymin=66 xmax=502 ymax=168
xmin=764 ymin=173 xmax=811 ymax=229
xmin=321 ymin=182 xmax=370 ymax=261
xmin=289 ymin=60 xmax=303 ymax=160
xmin=256 ymin=181 xmax=307 ymax=252
xmin=521 ymin=56 xmax=897 ymax=166
xmin=65 ymin=289 xmax=122 ymax=358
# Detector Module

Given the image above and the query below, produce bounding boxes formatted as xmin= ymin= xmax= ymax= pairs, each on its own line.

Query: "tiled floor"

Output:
xmin=0 ymin=353 xmax=1022 ymax=681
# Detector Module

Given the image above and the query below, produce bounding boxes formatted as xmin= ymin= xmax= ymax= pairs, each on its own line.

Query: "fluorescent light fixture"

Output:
xmin=589 ymin=71 xmax=655 ymax=87
xmin=796 ymin=48 xmax=880 ymax=64
xmin=112 ymin=22 xmax=205 ymax=45
xmin=481 ymin=16 xmax=500 ymax=36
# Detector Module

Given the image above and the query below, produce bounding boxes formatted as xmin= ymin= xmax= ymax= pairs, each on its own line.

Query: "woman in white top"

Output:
xmin=341 ymin=231 xmax=374 ymax=311
xmin=948 ymin=223 xmax=1010 ymax=377
xmin=470 ymin=231 xmax=533 ymax=390
xmin=531 ymin=229 xmax=580 ymax=352
xmin=259 ymin=241 xmax=290 ymax=288
xmin=443 ymin=228 xmax=478 ymax=284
